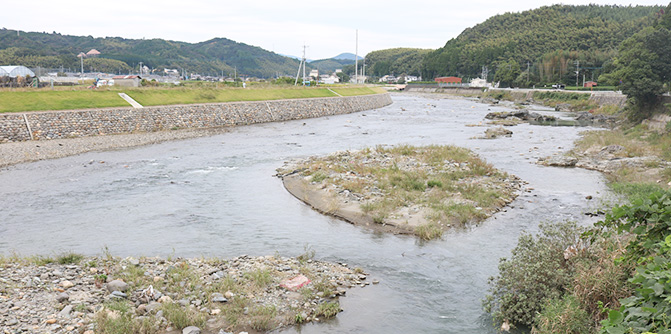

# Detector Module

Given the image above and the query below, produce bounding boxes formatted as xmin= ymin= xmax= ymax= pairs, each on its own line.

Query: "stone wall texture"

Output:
xmin=0 ymin=94 xmax=392 ymax=142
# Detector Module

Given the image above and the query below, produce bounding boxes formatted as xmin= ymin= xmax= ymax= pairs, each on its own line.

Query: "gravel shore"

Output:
xmin=0 ymin=254 xmax=373 ymax=333
xmin=0 ymin=128 xmax=228 ymax=168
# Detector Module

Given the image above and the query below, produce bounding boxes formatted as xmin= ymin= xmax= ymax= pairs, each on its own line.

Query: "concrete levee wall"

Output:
xmin=0 ymin=93 xmax=392 ymax=142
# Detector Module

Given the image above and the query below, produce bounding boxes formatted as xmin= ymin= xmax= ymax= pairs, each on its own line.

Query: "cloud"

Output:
xmin=2 ymin=0 xmax=667 ymax=59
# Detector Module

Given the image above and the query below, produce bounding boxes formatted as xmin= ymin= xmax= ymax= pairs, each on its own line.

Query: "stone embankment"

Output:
xmin=403 ymin=86 xmax=629 ymax=108
xmin=0 ymin=255 xmax=373 ymax=334
xmin=0 ymin=94 xmax=392 ymax=142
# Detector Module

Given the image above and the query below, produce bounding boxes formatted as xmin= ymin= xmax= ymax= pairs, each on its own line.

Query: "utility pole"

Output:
xmin=527 ymin=61 xmax=531 ymax=86
xmin=363 ymin=58 xmax=366 ymax=83
xmin=575 ymin=60 xmax=580 ymax=88
xmin=294 ymin=44 xmax=307 ymax=86
xmin=78 ymin=52 xmax=84 ymax=77
xmin=355 ymin=29 xmax=358 ymax=84
xmin=139 ymin=62 xmax=143 ymax=76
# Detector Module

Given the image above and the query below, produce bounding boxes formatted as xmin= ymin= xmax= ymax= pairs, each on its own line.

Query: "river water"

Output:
xmin=0 ymin=93 xmax=609 ymax=333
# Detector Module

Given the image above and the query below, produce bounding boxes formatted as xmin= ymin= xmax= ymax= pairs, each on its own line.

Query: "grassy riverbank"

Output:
xmin=568 ymin=124 xmax=671 ymax=199
xmin=482 ymin=89 xmax=604 ymax=112
xmin=486 ymin=108 xmax=671 ymax=333
xmin=0 ymin=86 xmax=385 ymax=113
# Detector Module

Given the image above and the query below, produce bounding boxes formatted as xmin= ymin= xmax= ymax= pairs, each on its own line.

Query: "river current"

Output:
xmin=0 ymin=93 xmax=609 ymax=333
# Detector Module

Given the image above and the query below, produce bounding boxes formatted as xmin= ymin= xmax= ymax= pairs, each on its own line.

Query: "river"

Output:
xmin=0 ymin=93 xmax=609 ymax=333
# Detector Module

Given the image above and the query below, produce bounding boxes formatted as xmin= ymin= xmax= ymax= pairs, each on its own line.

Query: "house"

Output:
xmin=404 ymin=75 xmax=420 ymax=83
xmin=379 ymin=75 xmax=397 ymax=83
xmin=309 ymin=69 xmax=319 ymax=79
xmin=320 ymin=74 xmax=339 ymax=84
xmin=164 ymin=68 xmax=179 ymax=76
xmin=350 ymin=75 xmax=368 ymax=84
xmin=112 ymin=75 xmax=142 ymax=87
xmin=435 ymin=76 xmax=462 ymax=85
xmin=584 ymin=81 xmax=598 ymax=88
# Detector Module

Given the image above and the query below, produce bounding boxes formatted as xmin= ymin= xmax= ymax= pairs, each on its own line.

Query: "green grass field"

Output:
xmin=0 ymin=86 xmax=385 ymax=113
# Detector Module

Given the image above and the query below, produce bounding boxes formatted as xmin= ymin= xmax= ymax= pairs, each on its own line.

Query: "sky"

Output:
xmin=1 ymin=1 xmax=667 ymax=60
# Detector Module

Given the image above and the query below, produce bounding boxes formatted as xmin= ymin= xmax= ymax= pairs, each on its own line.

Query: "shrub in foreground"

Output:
xmin=484 ymin=221 xmax=585 ymax=327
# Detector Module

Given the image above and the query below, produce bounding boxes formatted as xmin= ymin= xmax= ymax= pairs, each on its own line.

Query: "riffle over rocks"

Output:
xmin=0 ymin=94 xmax=392 ymax=142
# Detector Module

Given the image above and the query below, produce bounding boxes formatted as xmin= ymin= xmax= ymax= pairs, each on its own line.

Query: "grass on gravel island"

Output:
xmin=293 ymin=144 xmax=522 ymax=240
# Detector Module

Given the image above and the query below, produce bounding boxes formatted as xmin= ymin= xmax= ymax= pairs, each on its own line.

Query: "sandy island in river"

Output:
xmin=277 ymin=145 xmax=526 ymax=239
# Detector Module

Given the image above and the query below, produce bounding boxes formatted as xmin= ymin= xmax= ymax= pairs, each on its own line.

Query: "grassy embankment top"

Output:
xmin=0 ymin=86 xmax=385 ymax=113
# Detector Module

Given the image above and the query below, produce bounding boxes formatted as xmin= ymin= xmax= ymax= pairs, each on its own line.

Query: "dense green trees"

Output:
xmin=421 ymin=5 xmax=662 ymax=84
xmin=493 ymin=58 xmax=521 ymax=87
xmin=365 ymin=48 xmax=431 ymax=77
xmin=599 ymin=4 xmax=671 ymax=117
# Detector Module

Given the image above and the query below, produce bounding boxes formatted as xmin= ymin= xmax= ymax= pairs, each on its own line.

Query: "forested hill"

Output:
xmin=0 ymin=30 xmax=301 ymax=78
xmin=421 ymin=4 xmax=664 ymax=83
xmin=365 ymin=48 xmax=432 ymax=77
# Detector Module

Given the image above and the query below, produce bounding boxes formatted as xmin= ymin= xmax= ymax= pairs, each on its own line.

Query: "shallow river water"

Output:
xmin=0 ymin=93 xmax=610 ymax=333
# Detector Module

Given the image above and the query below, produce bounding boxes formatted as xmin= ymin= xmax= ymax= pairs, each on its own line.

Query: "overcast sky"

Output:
xmin=2 ymin=1 xmax=667 ymax=60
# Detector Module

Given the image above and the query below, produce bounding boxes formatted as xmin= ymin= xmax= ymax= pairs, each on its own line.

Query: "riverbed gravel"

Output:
xmin=0 ymin=254 xmax=371 ymax=333
xmin=0 ymin=128 xmax=228 ymax=168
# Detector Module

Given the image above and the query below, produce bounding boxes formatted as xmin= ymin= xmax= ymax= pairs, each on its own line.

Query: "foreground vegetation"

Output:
xmin=485 ymin=190 xmax=671 ymax=334
xmin=0 ymin=250 xmax=367 ymax=333
xmin=486 ymin=107 xmax=671 ymax=332
xmin=0 ymin=86 xmax=385 ymax=113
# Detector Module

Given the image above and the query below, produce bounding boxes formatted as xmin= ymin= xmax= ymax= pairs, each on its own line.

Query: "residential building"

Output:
xmin=112 ymin=75 xmax=142 ymax=87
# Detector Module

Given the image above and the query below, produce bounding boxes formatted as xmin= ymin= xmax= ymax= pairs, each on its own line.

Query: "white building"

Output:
xmin=469 ymin=78 xmax=491 ymax=88
xmin=320 ymin=74 xmax=340 ymax=84
xmin=379 ymin=75 xmax=397 ymax=83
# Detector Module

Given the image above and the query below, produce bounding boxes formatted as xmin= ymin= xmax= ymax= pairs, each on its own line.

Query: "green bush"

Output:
xmin=592 ymin=191 xmax=671 ymax=334
xmin=593 ymin=190 xmax=671 ymax=258
xmin=484 ymin=221 xmax=585 ymax=327
xmin=600 ymin=237 xmax=671 ymax=334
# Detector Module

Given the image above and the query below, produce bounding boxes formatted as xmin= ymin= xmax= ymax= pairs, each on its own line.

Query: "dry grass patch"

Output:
xmin=570 ymin=125 xmax=671 ymax=187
